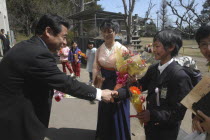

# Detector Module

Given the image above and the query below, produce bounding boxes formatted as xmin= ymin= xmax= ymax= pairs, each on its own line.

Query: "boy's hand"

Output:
xmin=137 ymin=110 xmax=150 ymax=123
xmin=198 ymin=110 xmax=210 ymax=133
xmin=192 ymin=115 xmax=204 ymax=133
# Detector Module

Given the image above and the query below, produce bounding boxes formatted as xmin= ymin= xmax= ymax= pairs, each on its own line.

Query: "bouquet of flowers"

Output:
xmin=78 ymin=51 xmax=86 ymax=58
xmin=114 ymin=48 xmax=150 ymax=90
xmin=129 ymin=86 xmax=146 ymax=126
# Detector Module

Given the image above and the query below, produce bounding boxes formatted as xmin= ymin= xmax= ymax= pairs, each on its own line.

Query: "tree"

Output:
xmin=144 ymin=0 xmax=156 ymax=25
xmin=199 ymin=0 xmax=210 ymax=24
xmin=167 ymin=0 xmax=202 ymax=38
xmin=144 ymin=21 xmax=157 ymax=37
xmin=7 ymin=0 xmax=42 ymax=36
xmin=7 ymin=0 xmax=75 ymax=36
xmin=159 ymin=0 xmax=169 ymax=30
xmin=122 ymin=0 xmax=136 ymax=44
xmin=140 ymin=0 xmax=156 ymax=36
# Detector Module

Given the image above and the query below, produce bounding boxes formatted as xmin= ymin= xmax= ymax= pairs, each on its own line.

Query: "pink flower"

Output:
xmin=116 ymin=72 xmax=128 ymax=86
xmin=127 ymin=59 xmax=133 ymax=64
xmin=54 ymin=90 xmax=64 ymax=102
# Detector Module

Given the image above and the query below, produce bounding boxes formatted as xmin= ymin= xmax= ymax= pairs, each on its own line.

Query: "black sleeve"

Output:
xmin=149 ymin=69 xmax=193 ymax=123
xmin=116 ymin=66 xmax=154 ymax=101
xmin=27 ymin=51 xmax=97 ymax=101
xmin=116 ymin=86 xmax=130 ymax=101
xmin=138 ymin=65 xmax=154 ymax=91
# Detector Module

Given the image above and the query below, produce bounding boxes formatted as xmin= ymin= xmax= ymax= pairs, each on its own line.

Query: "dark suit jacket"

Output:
xmin=0 ymin=36 xmax=97 ymax=140
xmin=139 ymin=61 xmax=193 ymax=140
xmin=0 ymin=34 xmax=10 ymax=54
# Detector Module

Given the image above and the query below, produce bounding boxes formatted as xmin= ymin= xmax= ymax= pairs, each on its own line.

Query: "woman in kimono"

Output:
xmin=93 ymin=19 xmax=131 ymax=140
xmin=130 ymin=29 xmax=193 ymax=140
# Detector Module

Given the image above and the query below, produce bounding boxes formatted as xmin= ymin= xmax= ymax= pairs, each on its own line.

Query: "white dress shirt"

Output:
xmin=158 ymin=58 xmax=174 ymax=74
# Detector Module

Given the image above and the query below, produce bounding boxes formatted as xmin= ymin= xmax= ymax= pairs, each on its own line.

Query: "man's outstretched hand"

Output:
xmin=101 ymin=90 xmax=118 ymax=103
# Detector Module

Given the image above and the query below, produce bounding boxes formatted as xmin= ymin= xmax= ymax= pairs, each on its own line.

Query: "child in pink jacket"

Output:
xmin=58 ymin=43 xmax=74 ymax=76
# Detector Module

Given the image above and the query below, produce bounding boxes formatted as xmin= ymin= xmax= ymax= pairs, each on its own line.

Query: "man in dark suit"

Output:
xmin=0 ymin=29 xmax=10 ymax=55
xmin=0 ymin=14 xmax=117 ymax=140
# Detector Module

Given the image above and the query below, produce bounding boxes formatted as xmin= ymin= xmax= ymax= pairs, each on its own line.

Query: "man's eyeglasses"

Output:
xmin=199 ymin=42 xmax=210 ymax=50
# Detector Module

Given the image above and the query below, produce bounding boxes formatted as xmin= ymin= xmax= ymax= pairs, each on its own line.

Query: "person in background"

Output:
xmin=0 ymin=29 xmax=10 ymax=55
xmin=57 ymin=41 xmax=74 ymax=76
xmin=128 ymin=29 xmax=193 ymax=140
xmin=93 ymin=19 xmax=131 ymax=140
xmin=192 ymin=24 xmax=210 ymax=140
xmin=0 ymin=14 xmax=117 ymax=140
xmin=68 ymin=41 xmax=81 ymax=79
xmin=86 ymin=40 xmax=97 ymax=85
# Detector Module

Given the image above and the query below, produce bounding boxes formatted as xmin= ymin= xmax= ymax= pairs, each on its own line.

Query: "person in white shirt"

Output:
xmin=86 ymin=40 xmax=97 ymax=85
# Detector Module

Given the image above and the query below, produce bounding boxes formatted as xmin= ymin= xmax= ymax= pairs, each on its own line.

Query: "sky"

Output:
xmin=97 ymin=0 xmax=205 ymax=25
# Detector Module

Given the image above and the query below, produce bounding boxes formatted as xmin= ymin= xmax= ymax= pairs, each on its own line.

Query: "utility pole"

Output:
xmin=79 ymin=0 xmax=84 ymax=36
xmin=156 ymin=11 xmax=159 ymax=32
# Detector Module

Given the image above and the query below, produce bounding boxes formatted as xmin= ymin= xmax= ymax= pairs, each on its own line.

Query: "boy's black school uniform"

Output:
xmin=139 ymin=60 xmax=193 ymax=140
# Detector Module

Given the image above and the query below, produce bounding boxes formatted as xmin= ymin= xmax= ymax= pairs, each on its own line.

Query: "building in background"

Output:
xmin=0 ymin=0 xmax=14 ymax=56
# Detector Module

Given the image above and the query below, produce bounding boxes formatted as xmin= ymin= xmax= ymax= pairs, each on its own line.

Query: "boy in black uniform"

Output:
xmin=134 ymin=30 xmax=193 ymax=140
xmin=193 ymin=24 xmax=210 ymax=140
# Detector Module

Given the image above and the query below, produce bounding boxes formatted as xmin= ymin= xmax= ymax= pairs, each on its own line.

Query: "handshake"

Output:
xmin=101 ymin=90 xmax=119 ymax=103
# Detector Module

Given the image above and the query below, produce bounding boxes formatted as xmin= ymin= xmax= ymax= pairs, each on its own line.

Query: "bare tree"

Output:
xmin=141 ymin=0 xmax=156 ymax=35
xmin=122 ymin=0 xmax=136 ymax=44
xmin=144 ymin=0 xmax=156 ymax=25
xmin=167 ymin=0 xmax=204 ymax=37
xmin=159 ymin=0 xmax=168 ymax=30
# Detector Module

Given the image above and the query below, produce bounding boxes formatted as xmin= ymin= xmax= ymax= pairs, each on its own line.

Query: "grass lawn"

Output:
xmin=16 ymin=33 xmax=32 ymax=43
xmin=140 ymin=37 xmax=202 ymax=57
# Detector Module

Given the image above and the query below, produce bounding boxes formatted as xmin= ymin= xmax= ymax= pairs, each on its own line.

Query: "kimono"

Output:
xmin=93 ymin=41 xmax=131 ymax=140
xmin=139 ymin=60 xmax=193 ymax=140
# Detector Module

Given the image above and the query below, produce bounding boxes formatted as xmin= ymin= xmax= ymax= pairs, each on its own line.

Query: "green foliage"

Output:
xmin=67 ymin=30 xmax=75 ymax=45
xmin=144 ymin=21 xmax=157 ymax=37
xmin=6 ymin=0 xmax=103 ymax=37
xmin=200 ymin=0 xmax=210 ymax=24
xmin=6 ymin=0 xmax=74 ymax=36
xmin=85 ymin=0 xmax=103 ymax=11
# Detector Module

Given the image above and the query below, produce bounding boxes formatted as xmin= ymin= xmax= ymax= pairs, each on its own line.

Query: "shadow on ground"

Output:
xmin=45 ymin=128 xmax=96 ymax=140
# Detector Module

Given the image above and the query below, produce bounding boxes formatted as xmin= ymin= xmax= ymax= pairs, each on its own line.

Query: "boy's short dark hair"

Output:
xmin=153 ymin=29 xmax=182 ymax=57
xmin=100 ymin=19 xmax=120 ymax=34
xmin=195 ymin=23 xmax=210 ymax=45
xmin=35 ymin=14 xmax=69 ymax=36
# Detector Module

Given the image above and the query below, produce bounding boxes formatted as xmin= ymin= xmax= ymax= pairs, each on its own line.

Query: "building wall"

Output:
xmin=0 ymin=0 xmax=12 ymax=56
xmin=0 ymin=0 xmax=10 ymax=33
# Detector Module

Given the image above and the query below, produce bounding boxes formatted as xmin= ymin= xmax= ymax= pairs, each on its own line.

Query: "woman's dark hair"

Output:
xmin=35 ymin=14 xmax=69 ymax=35
xmin=100 ymin=19 xmax=120 ymax=34
xmin=195 ymin=23 xmax=210 ymax=45
xmin=153 ymin=29 xmax=182 ymax=57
